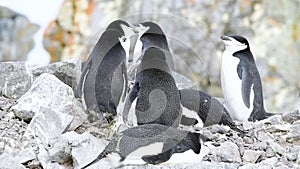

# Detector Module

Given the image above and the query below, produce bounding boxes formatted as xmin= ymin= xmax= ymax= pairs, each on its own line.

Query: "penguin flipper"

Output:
xmin=81 ymin=150 xmax=109 ymax=169
xmin=75 ymin=60 xmax=92 ymax=98
xmin=238 ymin=63 xmax=253 ymax=108
xmin=142 ymin=149 xmax=173 ymax=165
xmin=122 ymin=82 xmax=139 ymax=123
xmin=121 ymin=61 xmax=128 ymax=101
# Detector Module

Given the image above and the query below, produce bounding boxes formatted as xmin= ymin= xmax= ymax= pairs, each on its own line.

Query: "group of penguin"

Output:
xmin=75 ymin=19 xmax=274 ymax=168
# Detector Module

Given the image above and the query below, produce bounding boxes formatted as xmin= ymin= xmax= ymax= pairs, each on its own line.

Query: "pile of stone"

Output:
xmin=0 ymin=61 xmax=299 ymax=169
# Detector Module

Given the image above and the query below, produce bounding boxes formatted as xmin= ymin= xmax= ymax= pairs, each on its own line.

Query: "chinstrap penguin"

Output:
xmin=76 ymin=20 xmax=135 ymax=120
xmin=179 ymin=89 xmax=244 ymax=133
xmin=122 ymin=47 xmax=181 ymax=127
xmin=80 ymin=124 xmax=210 ymax=168
xmin=220 ymin=35 xmax=274 ymax=121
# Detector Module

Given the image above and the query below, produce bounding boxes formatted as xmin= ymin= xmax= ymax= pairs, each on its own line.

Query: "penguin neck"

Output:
xmin=233 ymin=48 xmax=256 ymax=63
xmin=138 ymin=58 xmax=171 ymax=74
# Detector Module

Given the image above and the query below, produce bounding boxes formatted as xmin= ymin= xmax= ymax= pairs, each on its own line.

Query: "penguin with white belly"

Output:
xmin=80 ymin=124 xmax=210 ymax=168
xmin=122 ymin=47 xmax=181 ymax=127
xmin=220 ymin=35 xmax=274 ymax=121
xmin=76 ymin=20 xmax=136 ymax=120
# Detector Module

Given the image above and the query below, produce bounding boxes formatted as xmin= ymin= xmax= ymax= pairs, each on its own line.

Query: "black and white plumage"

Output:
xmin=179 ymin=89 xmax=244 ymax=133
xmin=220 ymin=35 xmax=273 ymax=121
xmin=76 ymin=20 xmax=133 ymax=119
xmin=123 ymin=47 xmax=181 ymax=127
xmin=138 ymin=21 xmax=175 ymax=70
xmin=81 ymin=124 xmax=209 ymax=168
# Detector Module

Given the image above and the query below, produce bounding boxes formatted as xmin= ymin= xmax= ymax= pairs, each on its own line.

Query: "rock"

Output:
xmin=286 ymin=124 xmax=300 ymax=143
xmin=261 ymin=115 xmax=283 ymax=125
xmin=282 ymin=110 xmax=300 ymax=124
xmin=259 ymin=157 xmax=278 ymax=166
xmin=0 ymin=96 xmax=16 ymax=111
xmin=239 ymin=163 xmax=273 ymax=169
xmin=243 ymin=136 xmax=254 ymax=144
xmin=265 ymin=124 xmax=291 ymax=133
xmin=60 ymin=131 xmax=108 ymax=168
xmin=36 ymin=142 xmax=49 ymax=169
xmin=265 ymin=146 xmax=276 ymax=157
xmin=187 ymin=161 xmax=239 ymax=169
xmin=12 ymin=73 xmax=87 ymax=129
xmin=48 ymin=137 xmax=72 ymax=164
xmin=286 ymin=146 xmax=300 ymax=161
xmin=15 ymin=148 xmax=36 ymax=164
xmin=297 ymin=150 xmax=300 ymax=164
xmin=43 ymin=0 xmax=95 ymax=62
xmin=0 ymin=62 xmax=32 ymax=99
xmin=0 ymin=153 xmax=26 ymax=169
xmin=46 ymin=162 xmax=64 ymax=169
xmin=0 ymin=6 xmax=39 ymax=62
xmin=242 ymin=150 xmax=263 ymax=163
xmin=275 ymin=164 xmax=292 ymax=169
xmin=267 ymin=140 xmax=286 ymax=155
xmin=256 ymin=131 xmax=273 ymax=142
xmin=30 ymin=61 xmax=78 ymax=87
xmin=27 ymin=107 xmax=73 ymax=145
xmin=213 ymin=141 xmax=241 ymax=163
xmin=208 ymin=125 xmax=230 ymax=134
xmin=242 ymin=121 xmax=255 ymax=130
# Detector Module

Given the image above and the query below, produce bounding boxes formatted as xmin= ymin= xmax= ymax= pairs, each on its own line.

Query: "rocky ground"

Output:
xmin=0 ymin=61 xmax=299 ymax=169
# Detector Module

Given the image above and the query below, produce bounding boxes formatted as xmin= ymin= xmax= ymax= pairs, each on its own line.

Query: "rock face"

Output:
xmin=0 ymin=6 xmax=39 ymax=62
xmin=0 ymin=153 xmax=26 ymax=169
xmin=43 ymin=0 xmax=96 ymax=62
xmin=0 ymin=61 xmax=300 ymax=169
xmin=0 ymin=62 xmax=32 ymax=99
xmin=30 ymin=61 xmax=78 ymax=87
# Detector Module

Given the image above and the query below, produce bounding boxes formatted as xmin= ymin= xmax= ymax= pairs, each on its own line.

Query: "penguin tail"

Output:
xmin=81 ymin=151 xmax=109 ymax=169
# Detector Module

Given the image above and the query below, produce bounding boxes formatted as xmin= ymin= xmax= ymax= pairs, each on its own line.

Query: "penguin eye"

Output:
xmin=176 ymin=145 xmax=182 ymax=151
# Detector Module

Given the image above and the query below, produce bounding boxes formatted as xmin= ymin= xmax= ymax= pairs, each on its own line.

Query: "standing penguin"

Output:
xmin=123 ymin=47 xmax=181 ymax=127
xmin=220 ymin=35 xmax=274 ymax=121
xmin=179 ymin=89 xmax=244 ymax=133
xmin=76 ymin=20 xmax=135 ymax=120
xmin=80 ymin=124 xmax=209 ymax=168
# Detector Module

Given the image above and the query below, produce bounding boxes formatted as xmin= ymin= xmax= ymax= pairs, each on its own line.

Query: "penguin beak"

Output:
xmin=220 ymin=35 xmax=231 ymax=41
xmin=133 ymin=23 xmax=140 ymax=27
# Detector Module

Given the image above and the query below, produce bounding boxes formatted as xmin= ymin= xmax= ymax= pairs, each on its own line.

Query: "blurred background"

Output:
xmin=0 ymin=0 xmax=299 ymax=114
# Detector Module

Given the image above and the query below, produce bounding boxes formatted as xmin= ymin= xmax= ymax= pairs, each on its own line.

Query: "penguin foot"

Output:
xmin=248 ymin=111 xmax=275 ymax=122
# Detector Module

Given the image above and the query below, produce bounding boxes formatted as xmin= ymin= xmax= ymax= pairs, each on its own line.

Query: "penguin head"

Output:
xmin=95 ymin=29 xmax=122 ymax=54
xmin=140 ymin=21 xmax=165 ymax=35
xmin=221 ymin=35 xmax=249 ymax=53
xmin=106 ymin=20 xmax=130 ymax=33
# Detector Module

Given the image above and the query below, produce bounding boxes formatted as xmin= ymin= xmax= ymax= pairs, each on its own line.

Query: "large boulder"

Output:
xmin=11 ymin=73 xmax=87 ymax=129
